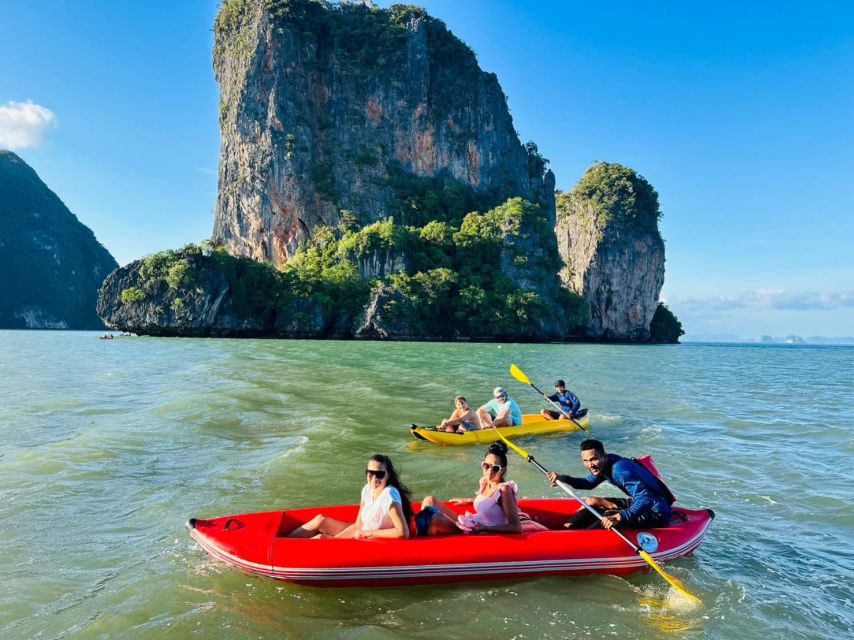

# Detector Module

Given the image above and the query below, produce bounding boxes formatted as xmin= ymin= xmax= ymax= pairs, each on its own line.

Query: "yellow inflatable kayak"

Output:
xmin=410 ymin=412 xmax=590 ymax=446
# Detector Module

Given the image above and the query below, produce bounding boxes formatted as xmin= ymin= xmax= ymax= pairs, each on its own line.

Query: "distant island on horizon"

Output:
xmin=683 ymin=334 xmax=854 ymax=345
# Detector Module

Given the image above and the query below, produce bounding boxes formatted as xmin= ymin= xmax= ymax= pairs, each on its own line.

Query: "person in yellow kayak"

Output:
xmin=438 ymin=396 xmax=481 ymax=433
xmin=546 ymin=439 xmax=673 ymax=530
xmin=540 ymin=379 xmax=582 ymax=420
xmin=477 ymin=387 xmax=523 ymax=428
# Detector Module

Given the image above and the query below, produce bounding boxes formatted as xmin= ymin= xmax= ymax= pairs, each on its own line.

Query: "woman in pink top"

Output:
xmin=416 ymin=442 xmax=545 ymax=536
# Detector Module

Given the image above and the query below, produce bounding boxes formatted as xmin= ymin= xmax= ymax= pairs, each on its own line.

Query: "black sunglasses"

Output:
xmin=366 ymin=469 xmax=387 ymax=480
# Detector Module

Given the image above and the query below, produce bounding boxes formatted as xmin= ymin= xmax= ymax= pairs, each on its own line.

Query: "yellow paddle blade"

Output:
xmin=490 ymin=424 xmax=530 ymax=459
xmin=509 ymin=364 xmax=531 ymax=386
xmin=639 ymin=550 xmax=701 ymax=604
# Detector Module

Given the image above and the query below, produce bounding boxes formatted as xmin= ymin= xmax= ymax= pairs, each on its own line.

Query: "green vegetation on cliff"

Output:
xmin=124 ymin=243 xmax=288 ymax=325
xmin=557 ymin=162 xmax=661 ymax=235
xmin=383 ymin=161 xmax=502 ymax=228
xmin=286 ymin=197 xmax=589 ymax=337
xmin=649 ymin=303 xmax=685 ymax=343
xmin=214 ymin=0 xmax=483 ymax=127
xmin=215 ymin=1 xmax=473 ymax=75
xmin=119 ymin=198 xmax=589 ymax=338
xmin=363 ymin=199 xmax=589 ymax=337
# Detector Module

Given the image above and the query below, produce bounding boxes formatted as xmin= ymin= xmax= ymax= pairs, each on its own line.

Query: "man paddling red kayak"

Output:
xmin=547 ymin=439 xmax=674 ymax=530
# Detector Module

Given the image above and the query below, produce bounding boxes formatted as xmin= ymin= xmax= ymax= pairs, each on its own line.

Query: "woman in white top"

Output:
xmin=287 ymin=454 xmax=412 ymax=539
xmin=416 ymin=442 xmax=546 ymax=536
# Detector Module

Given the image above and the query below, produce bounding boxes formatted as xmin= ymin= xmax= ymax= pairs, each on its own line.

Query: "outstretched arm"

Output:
xmin=546 ymin=471 xmax=602 ymax=490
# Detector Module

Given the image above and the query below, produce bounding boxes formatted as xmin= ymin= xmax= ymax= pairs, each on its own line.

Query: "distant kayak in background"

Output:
xmin=411 ymin=412 xmax=590 ymax=446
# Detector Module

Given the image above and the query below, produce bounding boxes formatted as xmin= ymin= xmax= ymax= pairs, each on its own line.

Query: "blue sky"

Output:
xmin=1 ymin=1 xmax=851 ymax=339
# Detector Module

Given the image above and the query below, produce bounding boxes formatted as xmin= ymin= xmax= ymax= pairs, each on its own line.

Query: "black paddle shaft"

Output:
xmin=529 ymin=382 xmax=546 ymax=397
xmin=527 ymin=455 xmax=550 ymax=476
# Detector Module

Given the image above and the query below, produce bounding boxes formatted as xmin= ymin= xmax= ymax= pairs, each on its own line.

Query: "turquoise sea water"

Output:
xmin=0 ymin=331 xmax=852 ymax=639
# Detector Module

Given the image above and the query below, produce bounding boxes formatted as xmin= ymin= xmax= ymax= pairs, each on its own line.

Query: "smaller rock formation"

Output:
xmin=98 ymin=246 xmax=283 ymax=337
xmin=0 ymin=150 xmax=118 ymax=329
xmin=556 ymin=162 xmax=666 ymax=341
xmin=649 ymin=303 xmax=684 ymax=343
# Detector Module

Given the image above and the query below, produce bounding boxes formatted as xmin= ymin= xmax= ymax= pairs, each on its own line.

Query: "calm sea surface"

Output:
xmin=0 ymin=331 xmax=851 ymax=639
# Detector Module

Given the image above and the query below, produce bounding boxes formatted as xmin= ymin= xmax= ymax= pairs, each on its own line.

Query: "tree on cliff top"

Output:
xmin=558 ymin=162 xmax=661 ymax=234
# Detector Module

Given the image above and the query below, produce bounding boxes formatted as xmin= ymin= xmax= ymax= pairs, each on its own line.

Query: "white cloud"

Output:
xmin=0 ymin=100 xmax=58 ymax=150
xmin=672 ymin=289 xmax=854 ymax=313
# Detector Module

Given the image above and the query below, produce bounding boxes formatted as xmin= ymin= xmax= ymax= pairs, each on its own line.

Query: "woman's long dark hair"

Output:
xmin=370 ymin=454 xmax=413 ymax=524
xmin=486 ymin=442 xmax=509 ymax=481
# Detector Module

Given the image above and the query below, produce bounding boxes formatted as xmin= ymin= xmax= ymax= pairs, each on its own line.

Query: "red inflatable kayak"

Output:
xmin=188 ymin=499 xmax=713 ymax=587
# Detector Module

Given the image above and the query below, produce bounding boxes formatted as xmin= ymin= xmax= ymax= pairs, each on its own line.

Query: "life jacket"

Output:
xmin=633 ymin=455 xmax=677 ymax=505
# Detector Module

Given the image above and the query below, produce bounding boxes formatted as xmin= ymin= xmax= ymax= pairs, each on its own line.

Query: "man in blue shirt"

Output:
xmin=546 ymin=439 xmax=672 ymax=529
xmin=477 ymin=386 xmax=523 ymax=427
xmin=541 ymin=379 xmax=582 ymax=420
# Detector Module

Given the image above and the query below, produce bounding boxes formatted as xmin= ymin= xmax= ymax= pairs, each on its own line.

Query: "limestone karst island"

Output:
xmin=5 ymin=0 xmax=684 ymax=343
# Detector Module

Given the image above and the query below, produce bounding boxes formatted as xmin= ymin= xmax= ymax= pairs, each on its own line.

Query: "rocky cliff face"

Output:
xmin=0 ymin=150 xmax=118 ymax=329
xmin=211 ymin=0 xmax=554 ymax=265
xmin=98 ymin=4 xmax=679 ymax=344
xmin=556 ymin=162 xmax=665 ymax=341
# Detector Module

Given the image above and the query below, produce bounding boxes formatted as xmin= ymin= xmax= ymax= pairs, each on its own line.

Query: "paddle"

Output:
xmin=509 ymin=364 xmax=588 ymax=431
xmin=490 ymin=426 xmax=701 ymax=604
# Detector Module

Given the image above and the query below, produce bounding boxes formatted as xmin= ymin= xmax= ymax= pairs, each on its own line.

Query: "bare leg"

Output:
xmin=563 ymin=498 xmax=618 ymax=529
xmin=287 ymin=514 xmax=352 ymax=538
xmin=427 ymin=512 xmax=463 ymax=536
xmin=585 ymin=497 xmax=619 ymax=511
xmin=541 ymin=409 xmax=555 ymax=421
xmin=477 ymin=408 xmax=494 ymax=428
xmin=420 ymin=496 xmax=463 ymax=536
xmin=492 ymin=413 xmax=512 ymax=427
xmin=332 ymin=522 xmax=358 ymax=539
xmin=422 ymin=496 xmax=460 ymax=521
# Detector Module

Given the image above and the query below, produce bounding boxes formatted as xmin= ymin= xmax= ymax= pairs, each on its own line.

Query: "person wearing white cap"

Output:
xmin=477 ymin=386 xmax=523 ymax=428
